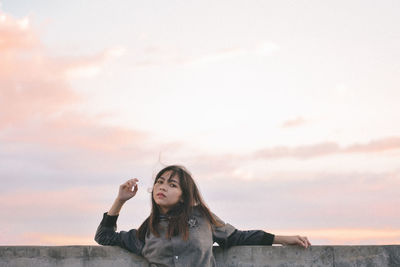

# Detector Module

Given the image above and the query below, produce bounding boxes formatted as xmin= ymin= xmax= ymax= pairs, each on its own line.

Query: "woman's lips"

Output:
xmin=156 ymin=193 xmax=166 ymax=198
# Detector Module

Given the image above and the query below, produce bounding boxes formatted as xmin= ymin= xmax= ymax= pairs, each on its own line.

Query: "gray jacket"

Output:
xmin=95 ymin=207 xmax=274 ymax=266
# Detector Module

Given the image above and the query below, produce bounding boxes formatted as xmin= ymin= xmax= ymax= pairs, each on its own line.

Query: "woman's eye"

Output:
xmin=170 ymin=184 xmax=176 ymax=187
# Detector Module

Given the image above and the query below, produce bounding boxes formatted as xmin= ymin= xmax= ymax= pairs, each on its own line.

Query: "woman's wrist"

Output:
xmin=116 ymin=197 xmax=127 ymax=204
xmin=107 ymin=198 xmax=126 ymax=216
xmin=273 ymin=235 xmax=285 ymax=244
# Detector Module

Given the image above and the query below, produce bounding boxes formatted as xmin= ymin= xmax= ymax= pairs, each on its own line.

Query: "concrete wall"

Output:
xmin=1 ymin=245 xmax=399 ymax=267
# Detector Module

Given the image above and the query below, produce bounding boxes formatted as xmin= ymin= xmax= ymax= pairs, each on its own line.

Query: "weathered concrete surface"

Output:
xmin=0 ymin=245 xmax=399 ymax=267
xmin=214 ymin=246 xmax=400 ymax=267
xmin=0 ymin=246 xmax=147 ymax=267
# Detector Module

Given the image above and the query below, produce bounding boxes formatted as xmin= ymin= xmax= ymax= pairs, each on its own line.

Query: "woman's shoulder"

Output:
xmin=191 ymin=205 xmax=211 ymax=219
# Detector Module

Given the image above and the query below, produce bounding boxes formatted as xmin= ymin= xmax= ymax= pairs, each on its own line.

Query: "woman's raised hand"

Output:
xmin=117 ymin=178 xmax=139 ymax=203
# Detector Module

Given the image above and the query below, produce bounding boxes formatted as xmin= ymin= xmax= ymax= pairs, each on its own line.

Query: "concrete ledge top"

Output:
xmin=1 ymin=245 xmax=399 ymax=267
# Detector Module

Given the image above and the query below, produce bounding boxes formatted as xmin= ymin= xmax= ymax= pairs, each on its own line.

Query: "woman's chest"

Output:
xmin=141 ymin=215 xmax=214 ymax=265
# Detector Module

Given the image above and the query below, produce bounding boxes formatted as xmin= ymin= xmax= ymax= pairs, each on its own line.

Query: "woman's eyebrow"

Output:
xmin=168 ymin=178 xmax=179 ymax=184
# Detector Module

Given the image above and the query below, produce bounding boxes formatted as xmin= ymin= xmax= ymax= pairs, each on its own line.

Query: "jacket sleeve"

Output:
xmin=211 ymin=212 xmax=275 ymax=248
xmin=94 ymin=212 xmax=144 ymax=255
xmin=226 ymin=229 xmax=275 ymax=247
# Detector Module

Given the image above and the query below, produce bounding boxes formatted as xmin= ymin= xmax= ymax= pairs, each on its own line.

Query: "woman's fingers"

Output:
xmin=120 ymin=178 xmax=139 ymax=194
xmin=128 ymin=178 xmax=139 ymax=193
xmin=116 ymin=178 xmax=140 ymax=202
xmin=299 ymin=236 xmax=310 ymax=248
xmin=289 ymin=236 xmax=309 ymax=248
xmin=124 ymin=178 xmax=138 ymax=188
xmin=132 ymin=183 xmax=139 ymax=194
xmin=295 ymin=236 xmax=305 ymax=247
xmin=129 ymin=178 xmax=139 ymax=186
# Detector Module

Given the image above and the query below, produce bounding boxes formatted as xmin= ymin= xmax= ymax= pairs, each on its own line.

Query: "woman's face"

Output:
xmin=153 ymin=170 xmax=183 ymax=214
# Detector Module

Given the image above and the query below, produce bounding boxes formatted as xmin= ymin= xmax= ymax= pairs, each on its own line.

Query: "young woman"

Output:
xmin=95 ymin=165 xmax=311 ymax=266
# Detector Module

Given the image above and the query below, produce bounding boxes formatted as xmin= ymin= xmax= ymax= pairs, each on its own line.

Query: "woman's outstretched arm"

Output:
xmin=211 ymin=212 xmax=311 ymax=249
xmin=223 ymin=230 xmax=311 ymax=249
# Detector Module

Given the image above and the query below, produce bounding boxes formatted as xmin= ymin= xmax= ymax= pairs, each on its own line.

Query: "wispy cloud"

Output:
xmin=0 ymin=12 xmax=78 ymax=128
xmin=3 ymin=113 xmax=148 ymax=152
xmin=281 ymin=117 xmax=307 ymax=128
xmin=132 ymin=40 xmax=280 ymax=67
xmin=0 ymin=13 xmax=37 ymax=51
xmin=0 ymin=11 xmax=127 ymax=128
xmin=0 ymin=10 xmax=158 ymax=196
xmin=344 ymin=137 xmax=400 ymax=153
xmin=202 ymin=170 xmax=400 ymax=232
xmin=63 ymin=45 xmax=126 ymax=79
xmin=0 ymin=11 xmax=148 ymax=154
xmin=254 ymin=142 xmax=340 ymax=159
xmin=253 ymin=136 xmax=400 ymax=160
xmin=0 ymin=187 xmax=108 ymax=217
xmin=186 ymin=41 xmax=280 ymax=65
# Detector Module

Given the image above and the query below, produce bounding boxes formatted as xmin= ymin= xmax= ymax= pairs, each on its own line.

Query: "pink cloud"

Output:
xmin=253 ymin=142 xmax=340 ymax=159
xmin=0 ymin=14 xmax=38 ymax=52
xmin=3 ymin=113 xmax=148 ymax=153
xmin=0 ymin=11 xmax=126 ymax=129
xmin=132 ymin=41 xmax=279 ymax=68
xmin=0 ymin=11 xmax=149 ymax=157
xmin=165 ymin=136 xmax=400 ymax=173
xmin=285 ymin=172 xmax=400 ymax=223
xmin=281 ymin=117 xmax=307 ymax=128
xmin=198 ymin=170 xmax=400 ymax=233
xmin=345 ymin=136 xmax=400 ymax=153
xmin=0 ymin=186 xmax=109 ymax=218
xmin=61 ymin=46 xmax=126 ymax=78
xmin=0 ymin=12 xmax=79 ymax=129
xmin=253 ymin=136 xmax=400 ymax=160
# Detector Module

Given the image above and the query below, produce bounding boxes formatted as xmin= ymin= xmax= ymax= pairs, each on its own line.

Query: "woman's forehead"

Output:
xmin=160 ymin=170 xmax=179 ymax=182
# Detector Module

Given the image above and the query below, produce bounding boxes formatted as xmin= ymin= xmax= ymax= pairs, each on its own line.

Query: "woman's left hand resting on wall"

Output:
xmin=273 ymin=235 xmax=311 ymax=248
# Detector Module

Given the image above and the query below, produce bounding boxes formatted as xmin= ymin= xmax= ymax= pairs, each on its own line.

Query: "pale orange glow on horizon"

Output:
xmin=272 ymin=228 xmax=400 ymax=245
xmin=18 ymin=233 xmax=96 ymax=246
xmin=7 ymin=228 xmax=400 ymax=246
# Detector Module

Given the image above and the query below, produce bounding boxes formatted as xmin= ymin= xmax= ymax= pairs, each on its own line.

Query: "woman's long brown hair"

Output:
xmin=137 ymin=165 xmax=221 ymax=241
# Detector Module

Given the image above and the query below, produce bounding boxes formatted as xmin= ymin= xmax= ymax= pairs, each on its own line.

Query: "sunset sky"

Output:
xmin=1 ymin=0 xmax=399 ymax=246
